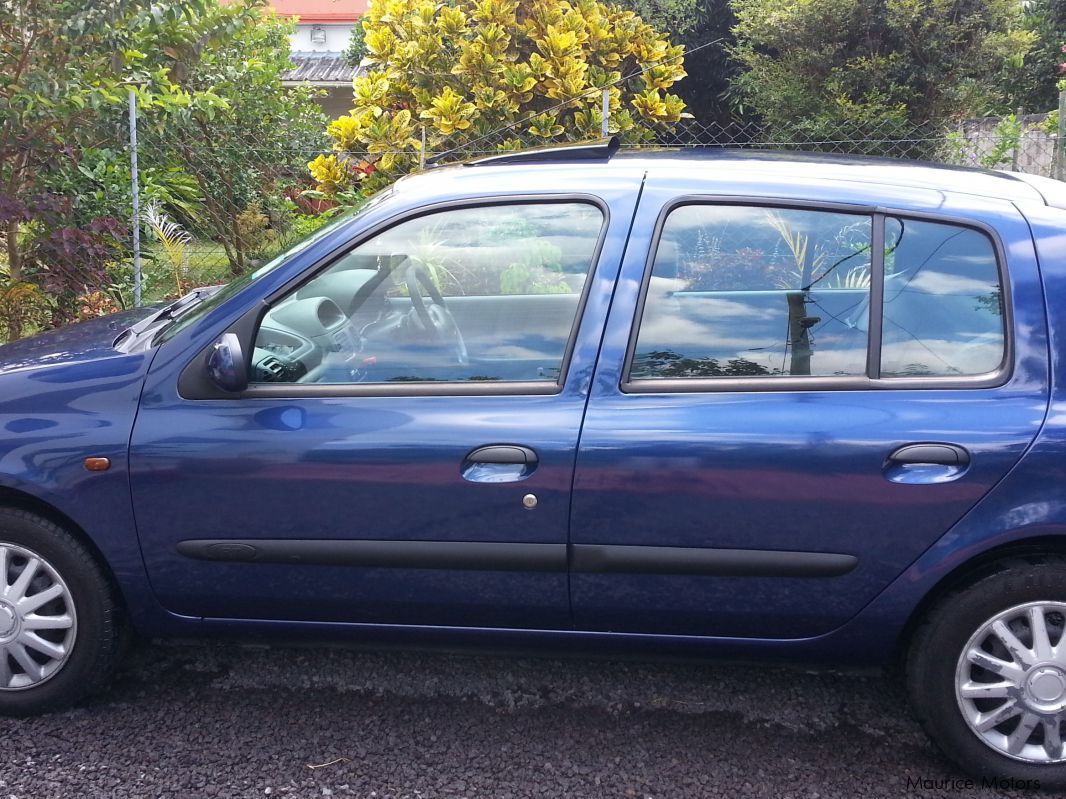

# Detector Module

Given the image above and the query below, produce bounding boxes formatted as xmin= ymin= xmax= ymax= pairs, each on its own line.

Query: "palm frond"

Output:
xmin=142 ymin=201 xmax=192 ymax=295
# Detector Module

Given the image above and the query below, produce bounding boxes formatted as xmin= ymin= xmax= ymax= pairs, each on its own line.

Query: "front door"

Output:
xmin=130 ymin=194 xmax=631 ymax=628
xmin=571 ymin=181 xmax=1050 ymax=639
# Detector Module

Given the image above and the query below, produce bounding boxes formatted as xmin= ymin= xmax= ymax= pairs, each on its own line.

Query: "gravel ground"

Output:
xmin=0 ymin=641 xmax=1049 ymax=799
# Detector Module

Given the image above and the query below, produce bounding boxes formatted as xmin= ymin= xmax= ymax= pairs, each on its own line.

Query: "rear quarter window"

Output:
xmin=881 ymin=217 xmax=1004 ymax=377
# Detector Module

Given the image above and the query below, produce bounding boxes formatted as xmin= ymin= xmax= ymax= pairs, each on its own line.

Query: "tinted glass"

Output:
xmin=155 ymin=192 xmax=391 ymax=345
xmin=252 ymin=202 xmax=603 ymax=385
xmin=631 ymin=205 xmax=872 ymax=380
xmin=881 ymin=218 xmax=1004 ymax=377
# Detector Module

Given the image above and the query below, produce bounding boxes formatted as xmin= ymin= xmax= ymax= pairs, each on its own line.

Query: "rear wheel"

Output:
xmin=0 ymin=509 xmax=121 ymax=715
xmin=908 ymin=557 xmax=1066 ymax=789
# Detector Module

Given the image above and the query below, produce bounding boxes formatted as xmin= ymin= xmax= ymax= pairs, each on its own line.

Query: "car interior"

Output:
xmin=251 ymin=252 xmax=586 ymax=386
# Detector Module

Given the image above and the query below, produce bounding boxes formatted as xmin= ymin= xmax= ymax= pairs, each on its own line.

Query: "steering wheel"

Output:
xmin=404 ymin=262 xmax=468 ymax=365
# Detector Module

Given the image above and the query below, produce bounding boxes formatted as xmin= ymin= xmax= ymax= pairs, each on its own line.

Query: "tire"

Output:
xmin=0 ymin=509 xmax=122 ymax=716
xmin=907 ymin=556 xmax=1066 ymax=790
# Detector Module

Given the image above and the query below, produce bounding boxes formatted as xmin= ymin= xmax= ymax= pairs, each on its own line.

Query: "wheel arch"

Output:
xmin=0 ymin=485 xmax=123 ymax=602
xmin=894 ymin=534 xmax=1066 ymax=668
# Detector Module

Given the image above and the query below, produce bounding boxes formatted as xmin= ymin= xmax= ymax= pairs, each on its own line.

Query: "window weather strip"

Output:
xmin=866 ymin=213 xmax=886 ymax=380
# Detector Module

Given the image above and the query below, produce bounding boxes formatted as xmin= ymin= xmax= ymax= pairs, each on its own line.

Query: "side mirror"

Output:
xmin=206 ymin=333 xmax=248 ymax=393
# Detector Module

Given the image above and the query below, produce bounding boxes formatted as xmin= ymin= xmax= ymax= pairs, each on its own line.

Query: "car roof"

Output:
xmin=618 ymin=149 xmax=1046 ymax=203
xmin=398 ymin=146 xmax=1054 ymax=207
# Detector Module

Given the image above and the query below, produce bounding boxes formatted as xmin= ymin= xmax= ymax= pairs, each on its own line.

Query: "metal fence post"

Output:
xmin=1012 ymin=107 xmax=1023 ymax=173
xmin=601 ymin=89 xmax=609 ymax=138
xmin=1058 ymin=92 xmax=1066 ymax=181
xmin=127 ymin=87 xmax=142 ymax=307
xmin=419 ymin=125 xmax=426 ymax=170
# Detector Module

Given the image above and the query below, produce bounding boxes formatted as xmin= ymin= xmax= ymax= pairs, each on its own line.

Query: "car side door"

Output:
xmin=129 ymin=189 xmax=638 ymax=629
xmin=570 ymin=176 xmax=1050 ymax=639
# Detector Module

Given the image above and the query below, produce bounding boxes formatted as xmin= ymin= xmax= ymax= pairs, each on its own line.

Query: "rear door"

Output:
xmin=570 ymin=176 xmax=1050 ymax=639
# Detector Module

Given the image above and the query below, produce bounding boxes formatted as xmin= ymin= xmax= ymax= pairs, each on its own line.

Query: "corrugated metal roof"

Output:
xmin=282 ymin=54 xmax=361 ymax=85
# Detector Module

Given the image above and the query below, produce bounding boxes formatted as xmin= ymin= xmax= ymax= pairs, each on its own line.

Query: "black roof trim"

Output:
xmin=451 ymin=136 xmax=619 ymax=167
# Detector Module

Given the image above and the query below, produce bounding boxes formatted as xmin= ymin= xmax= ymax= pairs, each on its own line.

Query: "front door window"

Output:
xmin=251 ymin=202 xmax=604 ymax=387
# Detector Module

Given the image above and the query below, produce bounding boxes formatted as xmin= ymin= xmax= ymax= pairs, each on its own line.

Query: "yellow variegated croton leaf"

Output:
xmin=307 ymin=154 xmax=350 ymax=193
xmin=353 ymin=72 xmax=391 ymax=106
xmin=310 ymin=0 xmax=688 ymax=194
xmin=528 ymin=112 xmax=564 ymax=137
xmin=420 ymin=86 xmax=478 ymax=134
xmin=630 ymin=88 xmax=687 ymax=124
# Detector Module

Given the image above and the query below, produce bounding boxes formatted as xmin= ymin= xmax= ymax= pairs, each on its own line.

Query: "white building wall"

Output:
xmin=290 ymin=22 xmax=354 ymax=54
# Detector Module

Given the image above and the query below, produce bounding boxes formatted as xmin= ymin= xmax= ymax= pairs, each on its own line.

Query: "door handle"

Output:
xmin=887 ymin=443 xmax=969 ymax=467
xmin=461 ymin=445 xmax=538 ymax=483
xmin=884 ymin=443 xmax=970 ymax=484
xmin=467 ymin=445 xmax=538 ymax=465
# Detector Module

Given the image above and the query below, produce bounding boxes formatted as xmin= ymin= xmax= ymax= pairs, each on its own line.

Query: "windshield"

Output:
xmin=153 ymin=192 xmax=391 ymax=345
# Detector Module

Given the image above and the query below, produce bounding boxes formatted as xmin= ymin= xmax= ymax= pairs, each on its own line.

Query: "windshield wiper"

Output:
xmin=114 ymin=285 xmax=225 ymax=351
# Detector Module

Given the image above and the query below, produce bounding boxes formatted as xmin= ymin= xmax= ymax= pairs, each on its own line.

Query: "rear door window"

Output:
xmin=630 ymin=205 xmax=872 ymax=379
xmin=627 ymin=203 xmax=1006 ymax=387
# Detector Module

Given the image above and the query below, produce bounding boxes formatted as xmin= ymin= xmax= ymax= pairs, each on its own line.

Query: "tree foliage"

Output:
xmin=613 ymin=0 xmax=704 ymax=39
xmin=1005 ymin=0 xmax=1066 ymax=113
xmin=311 ymin=0 xmax=688 ymax=194
xmin=0 ymin=0 xmax=326 ymax=323
xmin=730 ymin=0 xmax=1036 ymax=136
xmin=136 ymin=4 xmax=328 ymax=273
xmin=613 ymin=0 xmax=738 ymax=123
xmin=1 ymin=0 xmax=168 ymax=282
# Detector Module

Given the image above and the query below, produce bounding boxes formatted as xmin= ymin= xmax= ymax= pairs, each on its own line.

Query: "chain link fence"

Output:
xmin=122 ymin=92 xmax=1066 ymax=307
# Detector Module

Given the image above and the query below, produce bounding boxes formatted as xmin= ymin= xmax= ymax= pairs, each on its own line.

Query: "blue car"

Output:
xmin=3 ymin=139 xmax=1066 ymax=785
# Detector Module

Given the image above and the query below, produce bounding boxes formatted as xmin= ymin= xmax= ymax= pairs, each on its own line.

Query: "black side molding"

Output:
xmin=571 ymin=544 xmax=858 ymax=578
xmin=176 ymin=539 xmax=566 ymax=572
xmin=177 ymin=539 xmax=857 ymax=579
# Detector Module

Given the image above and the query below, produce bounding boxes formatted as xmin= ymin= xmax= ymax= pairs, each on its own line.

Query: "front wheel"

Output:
xmin=0 ymin=509 xmax=121 ymax=715
xmin=907 ymin=557 xmax=1066 ymax=789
